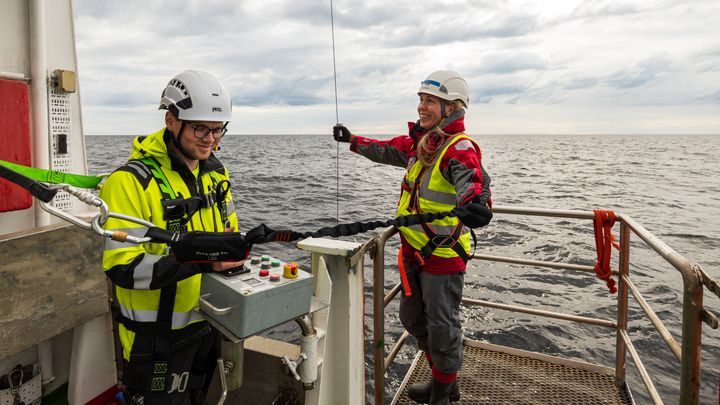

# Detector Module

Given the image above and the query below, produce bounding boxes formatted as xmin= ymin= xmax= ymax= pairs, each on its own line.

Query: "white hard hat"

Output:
xmin=159 ymin=70 xmax=232 ymax=122
xmin=418 ymin=70 xmax=469 ymax=108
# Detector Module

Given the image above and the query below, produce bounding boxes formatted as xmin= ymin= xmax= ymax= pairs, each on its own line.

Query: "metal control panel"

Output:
xmin=199 ymin=255 xmax=313 ymax=339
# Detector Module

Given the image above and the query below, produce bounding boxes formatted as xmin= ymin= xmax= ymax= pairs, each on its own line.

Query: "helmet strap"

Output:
xmin=171 ymin=121 xmax=197 ymax=161
xmin=439 ymin=99 xmax=447 ymax=119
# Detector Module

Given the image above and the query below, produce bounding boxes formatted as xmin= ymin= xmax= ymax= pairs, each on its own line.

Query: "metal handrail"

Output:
xmin=369 ymin=205 xmax=716 ymax=405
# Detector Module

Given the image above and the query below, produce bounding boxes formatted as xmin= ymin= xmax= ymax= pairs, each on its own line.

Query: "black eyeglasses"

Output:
xmin=186 ymin=122 xmax=228 ymax=140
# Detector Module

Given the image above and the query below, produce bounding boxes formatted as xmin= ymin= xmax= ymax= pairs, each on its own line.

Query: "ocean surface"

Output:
xmin=86 ymin=133 xmax=720 ymax=404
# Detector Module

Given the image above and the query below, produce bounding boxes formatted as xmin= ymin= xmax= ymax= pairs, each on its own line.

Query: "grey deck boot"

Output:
xmin=429 ymin=379 xmax=458 ymax=405
xmin=407 ymin=379 xmax=460 ymax=404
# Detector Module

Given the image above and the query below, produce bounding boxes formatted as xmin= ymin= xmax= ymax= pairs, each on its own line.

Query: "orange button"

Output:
xmin=269 ymin=274 xmax=281 ymax=282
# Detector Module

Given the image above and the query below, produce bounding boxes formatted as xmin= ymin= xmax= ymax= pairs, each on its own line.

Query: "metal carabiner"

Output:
xmin=38 ymin=184 xmax=109 ymax=230
xmin=90 ymin=212 xmax=155 ymax=245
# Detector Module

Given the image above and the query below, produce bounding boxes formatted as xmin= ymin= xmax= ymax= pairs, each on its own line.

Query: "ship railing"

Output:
xmin=364 ymin=206 xmax=719 ymax=405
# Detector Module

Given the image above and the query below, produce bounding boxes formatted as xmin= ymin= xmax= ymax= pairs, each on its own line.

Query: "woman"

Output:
xmin=333 ymin=70 xmax=492 ymax=405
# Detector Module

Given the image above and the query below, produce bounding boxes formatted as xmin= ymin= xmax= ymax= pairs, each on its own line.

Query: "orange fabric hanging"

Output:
xmin=397 ymin=251 xmax=413 ymax=296
xmin=592 ymin=209 xmax=620 ymax=294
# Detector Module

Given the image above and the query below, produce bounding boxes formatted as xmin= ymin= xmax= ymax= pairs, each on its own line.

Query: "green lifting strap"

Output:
xmin=0 ymin=159 xmax=105 ymax=189
xmin=138 ymin=157 xmax=177 ymax=200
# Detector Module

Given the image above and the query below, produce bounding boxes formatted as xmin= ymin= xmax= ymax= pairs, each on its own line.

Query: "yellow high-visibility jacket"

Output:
xmin=99 ymin=128 xmax=238 ymax=360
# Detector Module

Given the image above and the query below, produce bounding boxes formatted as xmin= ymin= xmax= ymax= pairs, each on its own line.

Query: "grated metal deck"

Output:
xmin=393 ymin=340 xmax=634 ymax=405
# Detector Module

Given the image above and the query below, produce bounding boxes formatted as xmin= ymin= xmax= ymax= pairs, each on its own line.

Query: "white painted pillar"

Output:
xmin=68 ymin=313 xmax=117 ymax=404
xmin=298 ymin=238 xmax=365 ymax=405
xmin=29 ymin=0 xmax=52 ymax=227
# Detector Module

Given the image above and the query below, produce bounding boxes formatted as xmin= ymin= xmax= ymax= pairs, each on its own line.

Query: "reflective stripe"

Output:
xmin=133 ymin=253 xmax=162 ymax=290
xmin=103 ymin=227 xmax=149 ymax=250
xmin=404 ymin=223 xmax=462 ymax=235
xmin=119 ymin=304 xmax=204 ymax=329
xmin=227 ymin=200 xmax=235 ymax=217
xmin=418 ymin=184 xmax=456 ymax=206
xmin=125 ymin=161 xmax=151 ymax=180
xmin=453 ymin=139 xmax=474 ymax=151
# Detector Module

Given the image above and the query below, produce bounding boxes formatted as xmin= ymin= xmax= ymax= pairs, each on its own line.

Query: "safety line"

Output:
xmin=330 ymin=0 xmax=340 ymax=226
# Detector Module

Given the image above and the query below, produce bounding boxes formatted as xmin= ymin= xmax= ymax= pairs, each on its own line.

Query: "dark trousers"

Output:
xmin=122 ymin=322 xmax=220 ymax=405
xmin=399 ymin=257 xmax=464 ymax=374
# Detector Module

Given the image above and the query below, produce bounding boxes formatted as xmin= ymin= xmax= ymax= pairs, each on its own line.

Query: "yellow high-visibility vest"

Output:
xmin=396 ymin=133 xmax=474 ymax=260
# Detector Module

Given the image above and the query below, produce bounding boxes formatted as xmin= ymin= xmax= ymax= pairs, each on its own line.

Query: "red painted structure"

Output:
xmin=0 ymin=78 xmax=33 ymax=212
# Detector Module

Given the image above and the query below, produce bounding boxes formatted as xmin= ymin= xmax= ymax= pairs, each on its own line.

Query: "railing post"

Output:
xmin=615 ymin=222 xmax=630 ymax=384
xmin=369 ymin=227 xmax=397 ymax=405
xmin=373 ymin=233 xmax=387 ymax=405
xmin=679 ymin=263 xmax=704 ymax=404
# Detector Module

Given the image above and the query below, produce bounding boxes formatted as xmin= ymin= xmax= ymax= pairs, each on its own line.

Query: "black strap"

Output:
xmin=406 ymin=167 xmax=427 ymax=214
xmin=154 ymin=284 xmax=176 ymax=358
xmin=417 ymin=221 xmax=469 ymax=263
xmin=214 ymin=179 xmax=231 ymax=228
xmin=0 ymin=164 xmax=58 ymax=203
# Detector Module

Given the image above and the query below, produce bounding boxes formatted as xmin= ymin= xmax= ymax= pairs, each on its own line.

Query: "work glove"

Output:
xmin=333 ymin=124 xmax=352 ymax=142
xmin=458 ymin=198 xmax=493 ymax=228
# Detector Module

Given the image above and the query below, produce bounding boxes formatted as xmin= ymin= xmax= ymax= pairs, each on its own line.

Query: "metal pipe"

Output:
xmin=491 ymin=205 xmax=596 ymax=220
xmin=619 ymin=330 xmax=664 ymax=404
xmin=30 ymin=0 xmax=52 ymax=227
xmin=619 ymin=211 xmax=706 ymax=401
xmin=216 ymin=358 xmax=228 ymax=405
xmin=37 ymin=340 xmax=55 ymax=385
xmin=294 ymin=315 xmax=316 ymax=336
xmin=622 ymin=274 xmax=681 ymax=361
xmin=679 ymin=263 xmax=704 ymax=404
xmin=0 ymin=71 xmax=29 ymax=81
xmin=384 ymin=283 xmax=402 ymax=307
xmin=299 ymin=332 xmax=318 ymax=390
xmin=373 ymin=227 xmax=397 ymax=405
xmin=384 ymin=330 xmax=410 ymax=371
xmin=617 ymin=214 xmax=695 ymax=279
xmin=461 ymin=297 xmax=616 ymax=328
xmin=614 ymin=222 xmax=630 ymax=384
xmin=473 ymin=253 xmax=596 ymax=273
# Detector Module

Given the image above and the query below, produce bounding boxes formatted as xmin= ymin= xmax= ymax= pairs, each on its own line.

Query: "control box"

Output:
xmin=199 ymin=255 xmax=313 ymax=339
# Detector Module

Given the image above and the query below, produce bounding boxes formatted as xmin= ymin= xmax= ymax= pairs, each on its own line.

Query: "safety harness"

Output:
xmin=404 ymin=166 xmax=475 ymax=265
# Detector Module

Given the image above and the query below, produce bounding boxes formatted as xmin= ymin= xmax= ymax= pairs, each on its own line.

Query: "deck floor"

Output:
xmin=393 ymin=341 xmax=634 ymax=405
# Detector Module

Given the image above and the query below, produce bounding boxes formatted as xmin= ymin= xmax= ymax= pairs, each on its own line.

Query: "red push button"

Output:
xmin=259 ymin=269 xmax=270 ymax=277
xmin=269 ymin=274 xmax=281 ymax=282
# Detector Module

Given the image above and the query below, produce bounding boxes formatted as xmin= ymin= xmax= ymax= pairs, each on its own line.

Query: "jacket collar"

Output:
xmin=407 ymin=110 xmax=466 ymax=141
xmin=129 ymin=127 xmax=224 ymax=175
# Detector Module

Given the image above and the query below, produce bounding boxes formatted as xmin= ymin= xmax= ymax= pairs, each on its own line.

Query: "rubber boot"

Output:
xmin=408 ymin=379 xmax=460 ymax=404
xmin=429 ymin=378 xmax=458 ymax=405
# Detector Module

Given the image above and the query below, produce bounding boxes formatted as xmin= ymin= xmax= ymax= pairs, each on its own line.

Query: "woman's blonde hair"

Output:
xmin=416 ymin=100 xmax=465 ymax=167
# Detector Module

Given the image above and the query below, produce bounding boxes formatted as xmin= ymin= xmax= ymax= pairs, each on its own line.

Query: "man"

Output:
xmin=100 ymin=70 xmax=242 ymax=404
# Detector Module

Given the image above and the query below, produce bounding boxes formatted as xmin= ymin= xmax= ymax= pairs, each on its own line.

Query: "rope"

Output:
xmin=329 ymin=0 xmax=340 ymax=227
xmin=146 ymin=206 xmax=472 ymax=263
xmin=592 ymin=209 xmax=620 ymax=294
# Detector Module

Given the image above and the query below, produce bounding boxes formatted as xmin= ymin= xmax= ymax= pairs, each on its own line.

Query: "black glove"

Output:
xmin=458 ymin=199 xmax=493 ymax=228
xmin=333 ymin=124 xmax=352 ymax=142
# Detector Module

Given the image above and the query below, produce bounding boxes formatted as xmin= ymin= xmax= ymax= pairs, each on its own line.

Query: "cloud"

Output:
xmin=604 ymin=55 xmax=672 ymax=89
xmin=71 ymin=0 xmax=720 ymax=135
xmin=475 ymin=51 xmax=548 ymax=75
xmin=570 ymin=0 xmax=640 ymax=19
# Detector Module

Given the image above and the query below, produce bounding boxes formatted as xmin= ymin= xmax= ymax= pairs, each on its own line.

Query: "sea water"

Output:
xmin=87 ymin=133 xmax=720 ymax=404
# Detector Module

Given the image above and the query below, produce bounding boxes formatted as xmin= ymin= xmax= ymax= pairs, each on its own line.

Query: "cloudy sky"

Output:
xmin=72 ymin=0 xmax=720 ymax=135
